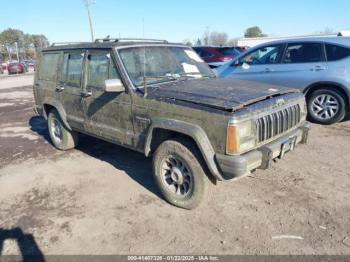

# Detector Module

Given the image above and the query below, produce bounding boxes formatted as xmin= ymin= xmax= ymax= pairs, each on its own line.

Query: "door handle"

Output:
xmin=311 ymin=65 xmax=326 ymax=71
xmin=55 ymin=86 xmax=65 ymax=92
xmin=81 ymin=90 xmax=92 ymax=97
xmin=264 ymin=68 xmax=273 ymax=73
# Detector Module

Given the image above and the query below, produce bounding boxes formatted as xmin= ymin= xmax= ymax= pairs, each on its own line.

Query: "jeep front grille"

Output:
xmin=256 ymin=104 xmax=301 ymax=143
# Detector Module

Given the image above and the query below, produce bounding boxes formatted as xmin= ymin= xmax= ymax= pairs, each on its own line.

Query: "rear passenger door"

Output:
xmin=58 ymin=50 xmax=86 ymax=131
xmin=265 ymin=42 xmax=327 ymax=89
xmin=36 ymin=52 xmax=61 ymax=104
xmin=82 ymin=49 xmax=134 ymax=145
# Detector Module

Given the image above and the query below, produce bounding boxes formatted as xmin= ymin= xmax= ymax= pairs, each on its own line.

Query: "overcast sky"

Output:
xmin=1 ymin=0 xmax=349 ymax=43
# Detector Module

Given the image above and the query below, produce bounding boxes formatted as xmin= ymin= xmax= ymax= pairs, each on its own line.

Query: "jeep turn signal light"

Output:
xmin=226 ymin=125 xmax=239 ymax=154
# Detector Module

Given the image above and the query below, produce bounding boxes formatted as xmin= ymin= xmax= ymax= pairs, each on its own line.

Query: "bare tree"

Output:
xmin=209 ymin=31 xmax=228 ymax=46
xmin=315 ymin=27 xmax=336 ymax=35
xmin=202 ymin=27 xmax=210 ymax=45
xmin=227 ymin=38 xmax=238 ymax=46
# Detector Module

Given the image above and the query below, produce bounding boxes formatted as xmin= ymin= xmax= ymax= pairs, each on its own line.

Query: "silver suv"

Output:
xmin=218 ymin=37 xmax=350 ymax=124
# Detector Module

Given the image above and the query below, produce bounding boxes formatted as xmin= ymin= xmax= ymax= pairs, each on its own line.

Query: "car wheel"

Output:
xmin=153 ymin=139 xmax=211 ymax=209
xmin=307 ymin=89 xmax=346 ymax=125
xmin=48 ymin=109 xmax=79 ymax=150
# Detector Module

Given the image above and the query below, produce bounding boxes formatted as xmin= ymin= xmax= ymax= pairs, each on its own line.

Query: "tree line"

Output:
xmin=0 ymin=28 xmax=49 ymax=61
xmin=185 ymin=26 xmax=267 ymax=46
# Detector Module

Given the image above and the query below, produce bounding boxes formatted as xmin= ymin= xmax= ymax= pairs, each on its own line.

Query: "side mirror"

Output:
xmin=104 ymin=79 xmax=125 ymax=93
xmin=242 ymin=62 xmax=250 ymax=70
xmin=232 ymin=60 xmax=241 ymax=67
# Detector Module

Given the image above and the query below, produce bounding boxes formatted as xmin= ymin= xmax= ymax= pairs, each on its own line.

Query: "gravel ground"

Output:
xmin=0 ymin=75 xmax=349 ymax=256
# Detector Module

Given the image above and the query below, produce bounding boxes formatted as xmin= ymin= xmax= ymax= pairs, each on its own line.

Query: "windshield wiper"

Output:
xmin=179 ymin=72 xmax=213 ymax=79
xmin=142 ymin=75 xmax=178 ymax=97
xmin=141 ymin=73 xmax=214 ymax=97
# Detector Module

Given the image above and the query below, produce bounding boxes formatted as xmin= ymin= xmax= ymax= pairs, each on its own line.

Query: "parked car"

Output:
xmin=23 ymin=59 xmax=36 ymax=67
xmin=193 ymin=46 xmax=241 ymax=68
xmin=1 ymin=62 xmax=8 ymax=71
xmin=218 ymin=37 xmax=350 ymax=124
xmin=20 ymin=61 xmax=29 ymax=72
xmin=235 ymin=46 xmax=249 ymax=53
xmin=8 ymin=62 xmax=25 ymax=75
xmin=33 ymin=38 xmax=310 ymax=209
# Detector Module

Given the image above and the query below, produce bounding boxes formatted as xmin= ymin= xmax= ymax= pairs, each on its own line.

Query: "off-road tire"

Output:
xmin=47 ymin=109 xmax=79 ymax=150
xmin=307 ymin=88 xmax=346 ymax=125
xmin=153 ymin=139 xmax=211 ymax=209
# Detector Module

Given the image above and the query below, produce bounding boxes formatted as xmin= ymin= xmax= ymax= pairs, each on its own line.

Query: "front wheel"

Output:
xmin=307 ymin=89 xmax=346 ymax=125
xmin=153 ymin=139 xmax=211 ymax=209
xmin=48 ymin=109 xmax=79 ymax=150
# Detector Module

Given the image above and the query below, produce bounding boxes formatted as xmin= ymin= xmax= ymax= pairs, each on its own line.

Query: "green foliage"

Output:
xmin=0 ymin=28 xmax=49 ymax=60
xmin=244 ymin=26 xmax=266 ymax=38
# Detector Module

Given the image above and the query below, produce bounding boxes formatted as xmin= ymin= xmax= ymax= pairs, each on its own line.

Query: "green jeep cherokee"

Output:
xmin=33 ymin=38 xmax=310 ymax=209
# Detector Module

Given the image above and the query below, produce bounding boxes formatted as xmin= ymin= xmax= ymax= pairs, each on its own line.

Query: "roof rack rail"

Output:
xmin=94 ymin=38 xmax=168 ymax=43
xmin=51 ymin=42 xmax=92 ymax=47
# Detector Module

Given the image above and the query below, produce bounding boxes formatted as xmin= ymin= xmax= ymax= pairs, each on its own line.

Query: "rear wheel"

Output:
xmin=307 ymin=88 xmax=346 ymax=125
xmin=153 ymin=139 xmax=211 ymax=209
xmin=48 ymin=109 xmax=79 ymax=150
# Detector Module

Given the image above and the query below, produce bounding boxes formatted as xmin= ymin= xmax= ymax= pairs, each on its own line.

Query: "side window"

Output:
xmin=241 ymin=45 xmax=283 ymax=65
xmin=283 ymin=43 xmax=323 ymax=64
xmin=326 ymin=44 xmax=350 ymax=61
xmin=86 ymin=53 xmax=120 ymax=89
xmin=39 ymin=53 xmax=60 ymax=81
xmin=62 ymin=52 xmax=84 ymax=87
xmin=201 ymin=50 xmax=214 ymax=58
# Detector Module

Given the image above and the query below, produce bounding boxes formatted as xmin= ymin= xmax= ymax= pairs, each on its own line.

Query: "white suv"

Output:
xmin=218 ymin=37 xmax=350 ymax=124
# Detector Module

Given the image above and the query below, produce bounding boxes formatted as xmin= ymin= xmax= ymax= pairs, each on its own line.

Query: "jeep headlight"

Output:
xmin=226 ymin=120 xmax=257 ymax=155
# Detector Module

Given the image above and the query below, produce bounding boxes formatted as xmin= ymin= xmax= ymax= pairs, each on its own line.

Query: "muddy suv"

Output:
xmin=33 ymin=38 xmax=310 ymax=209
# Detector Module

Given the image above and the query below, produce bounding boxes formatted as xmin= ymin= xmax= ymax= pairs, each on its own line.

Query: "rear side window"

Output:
xmin=284 ymin=43 xmax=323 ymax=63
xmin=217 ymin=48 xmax=240 ymax=56
xmin=62 ymin=52 xmax=84 ymax=87
xmin=326 ymin=44 xmax=350 ymax=61
xmin=195 ymin=48 xmax=213 ymax=58
xmin=87 ymin=53 xmax=120 ymax=88
xmin=39 ymin=53 xmax=60 ymax=81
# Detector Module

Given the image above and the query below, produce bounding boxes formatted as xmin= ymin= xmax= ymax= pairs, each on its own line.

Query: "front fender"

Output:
xmin=145 ymin=118 xmax=224 ymax=181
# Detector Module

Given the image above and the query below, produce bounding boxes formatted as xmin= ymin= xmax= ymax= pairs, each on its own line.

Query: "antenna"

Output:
xmin=83 ymin=0 xmax=95 ymax=41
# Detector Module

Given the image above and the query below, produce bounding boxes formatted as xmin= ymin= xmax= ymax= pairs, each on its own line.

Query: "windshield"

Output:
xmin=118 ymin=46 xmax=215 ymax=87
xmin=218 ymin=48 xmax=241 ymax=57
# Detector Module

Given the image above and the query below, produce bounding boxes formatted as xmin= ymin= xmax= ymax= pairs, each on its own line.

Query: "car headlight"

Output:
xmin=226 ymin=120 xmax=256 ymax=155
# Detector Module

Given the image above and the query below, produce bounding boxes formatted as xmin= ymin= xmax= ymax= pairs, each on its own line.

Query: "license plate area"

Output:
xmin=279 ymin=136 xmax=297 ymax=159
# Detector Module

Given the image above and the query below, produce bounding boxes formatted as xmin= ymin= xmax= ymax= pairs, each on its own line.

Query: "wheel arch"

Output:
xmin=42 ymin=100 xmax=72 ymax=131
xmin=145 ymin=118 xmax=223 ymax=181
xmin=304 ymin=82 xmax=350 ymax=110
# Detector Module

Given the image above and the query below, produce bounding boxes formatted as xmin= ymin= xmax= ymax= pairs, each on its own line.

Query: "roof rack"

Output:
xmin=94 ymin=38 xmax=168 ymax=43
xmin=51 ymin=42 xmax=91 ymax=47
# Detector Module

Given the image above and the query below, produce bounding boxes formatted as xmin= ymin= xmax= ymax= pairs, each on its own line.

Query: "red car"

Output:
xmin=8 ymin=63 xmax=25 ymax=75
xmin=193 ymin=46 xmax=241 ymax=68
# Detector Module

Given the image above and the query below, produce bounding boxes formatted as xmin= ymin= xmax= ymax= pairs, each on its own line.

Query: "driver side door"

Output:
xmin=82 ymin=49 xmax=134 ymax=146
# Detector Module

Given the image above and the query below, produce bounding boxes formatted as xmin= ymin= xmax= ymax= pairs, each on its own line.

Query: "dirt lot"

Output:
xmin=0 ymin=75 xmax=349 ymax=256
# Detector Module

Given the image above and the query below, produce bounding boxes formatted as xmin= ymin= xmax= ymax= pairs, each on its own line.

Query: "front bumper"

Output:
xmin=216 ymin=122 xmax=310 ymax=180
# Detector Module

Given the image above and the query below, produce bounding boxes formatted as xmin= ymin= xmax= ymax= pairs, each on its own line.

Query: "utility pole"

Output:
xmin=83 ymin=0 xmax=95 ymax=42
xmin=15 ymin=42 xmax=19 ymax=62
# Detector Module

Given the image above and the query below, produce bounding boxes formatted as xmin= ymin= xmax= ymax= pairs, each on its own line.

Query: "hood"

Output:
xmin=146 ymin=78 xmax=299 ymax=112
